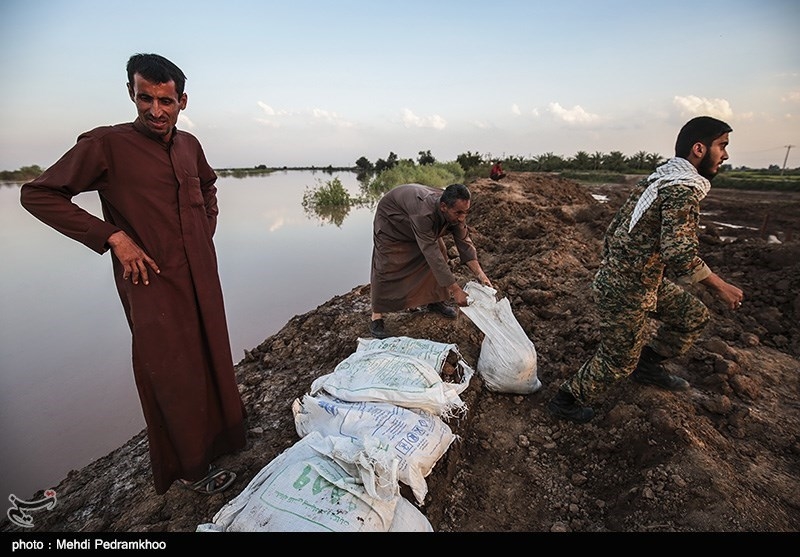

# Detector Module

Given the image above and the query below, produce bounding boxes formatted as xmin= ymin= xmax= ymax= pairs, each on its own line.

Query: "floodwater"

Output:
xmin=0 ymin=170 xmax=374 ymax=500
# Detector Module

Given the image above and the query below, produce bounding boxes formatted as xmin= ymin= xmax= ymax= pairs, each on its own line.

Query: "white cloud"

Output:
xmin=511 ymin=104 xmax=521 ymax=115
xmin=548 ymin=102 xmax=600 ymax=124
xmin=256 ymin=101 xmax=282 ymax=127
xmin=256 ymin=101 xmax=353 ymax=128
xmin=673 ymin=95 xmax=734 ymax=119
xmin=311 ymin=108 xmax=354 ymax=128
xmin=401 ymin=108 xmax=447 ymax=130
xmin=178 ymin=114 xmax=195 ymax=129
xmin=782 ymin=91 xmax=800 ymax=103
xmin=257 ymin=101 xmax=276 ymax=115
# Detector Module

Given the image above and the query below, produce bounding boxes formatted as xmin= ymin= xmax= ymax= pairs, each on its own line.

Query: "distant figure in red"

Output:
xmin=490 ymin=161 xmax=506 ymax=181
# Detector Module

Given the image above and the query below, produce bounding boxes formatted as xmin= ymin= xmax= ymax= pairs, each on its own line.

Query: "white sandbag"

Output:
xmin=355 ymin=337 xmax=472 ymax=388
xmin=293 ymin=393 xmax=455 ymax=505
xmin=460 ymin=281 xmax=542 ymax=394
xmin=196 ymin=432 xmax=432 ymax=532
xmin=389 ymin=497 xmax=434 ymax=532
xmin=309 ymin=337 xmax=473 ymax=417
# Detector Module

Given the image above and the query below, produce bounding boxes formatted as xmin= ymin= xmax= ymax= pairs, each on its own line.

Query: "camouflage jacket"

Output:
xmin=594 ymin=174 xmax=712 ymax=311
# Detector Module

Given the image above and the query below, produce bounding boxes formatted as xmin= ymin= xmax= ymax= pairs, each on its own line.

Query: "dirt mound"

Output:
xmin=4 ymin=172 xmax=798 ymax=533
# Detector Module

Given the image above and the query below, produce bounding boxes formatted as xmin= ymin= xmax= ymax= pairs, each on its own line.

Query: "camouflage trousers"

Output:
xmin=561 ymin=278 xmax=710 ymax=404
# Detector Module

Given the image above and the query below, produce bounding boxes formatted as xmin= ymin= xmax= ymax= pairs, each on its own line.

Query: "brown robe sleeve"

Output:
xmin=20 ymin=128 xmax=121 ymax=254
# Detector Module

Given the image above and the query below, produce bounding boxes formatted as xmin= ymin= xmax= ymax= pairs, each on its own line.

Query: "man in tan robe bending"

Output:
xmin=369 ymin=183 xmax=493 ymax=338
xmin=20 ymin=53 xmax=246 ymax=495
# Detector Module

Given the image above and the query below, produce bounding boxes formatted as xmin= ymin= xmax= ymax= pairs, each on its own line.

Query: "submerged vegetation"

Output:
xmin=301 ymin=177 xmax=358 ymax=227
xmin=216 ymin=164 xmax=356 ymax=179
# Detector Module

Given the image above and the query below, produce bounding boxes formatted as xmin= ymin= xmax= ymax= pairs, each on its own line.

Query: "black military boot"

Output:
xmin=547 ymin=389 xmax=594 ymax=423
xmin=631 ymin=346 xmax=690 ymax=391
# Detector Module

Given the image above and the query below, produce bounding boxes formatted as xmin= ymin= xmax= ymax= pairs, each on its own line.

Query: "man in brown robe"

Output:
xmin=20 ymin=53 xmax=246 ymax=495
xmin=369 ymin=183 xmax=493 ymax=338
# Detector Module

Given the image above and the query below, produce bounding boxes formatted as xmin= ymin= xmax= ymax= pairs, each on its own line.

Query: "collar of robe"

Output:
xmin=133 ymin=118 xmax=177 ymax=149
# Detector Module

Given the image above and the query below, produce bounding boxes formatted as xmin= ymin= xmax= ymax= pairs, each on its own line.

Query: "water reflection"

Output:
xmin=304 ymin=203 xmax=351 ymax=227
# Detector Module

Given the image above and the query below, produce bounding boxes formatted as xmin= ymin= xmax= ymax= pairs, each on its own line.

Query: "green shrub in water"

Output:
xmin=302 ymin=177 xmax=352 ymax=209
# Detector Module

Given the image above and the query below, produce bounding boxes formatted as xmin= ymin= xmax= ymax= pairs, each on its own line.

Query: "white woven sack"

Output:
xmin=292 ymin=393 xmax=456 ymax=505
xmin=460 ymin=281 xmax=542 ymax=394
xmin=309 ymin=337 xmax=473 ymax=417
xmin=196 ymin=432 xmax=432 ymax=532
xmin=355 ymin=336 xmax=472 ymax=391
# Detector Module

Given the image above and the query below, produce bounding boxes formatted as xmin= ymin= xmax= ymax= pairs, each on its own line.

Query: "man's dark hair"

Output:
xmin=675 ymin=116 xmax=732 ymax=158
xmin=126 ymin=53 xmax=187 ymax=96
xmin=440 ymin=183 xmax=471 ymax=207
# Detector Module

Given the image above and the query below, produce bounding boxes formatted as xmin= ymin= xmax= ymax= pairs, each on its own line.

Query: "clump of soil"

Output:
xmin=4 ymin=173 xmax=798 ymax=532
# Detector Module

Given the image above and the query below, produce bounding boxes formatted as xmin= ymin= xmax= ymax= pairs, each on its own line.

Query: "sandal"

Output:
xmin=179 ymin=467 xmax=236 ymax=495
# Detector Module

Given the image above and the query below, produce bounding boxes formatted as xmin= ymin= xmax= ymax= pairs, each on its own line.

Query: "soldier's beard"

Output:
xmin=698 ymin=152 xmax=718 ymax=181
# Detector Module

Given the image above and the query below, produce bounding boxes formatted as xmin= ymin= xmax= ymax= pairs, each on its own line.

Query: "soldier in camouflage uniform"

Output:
xmin=548 ymin=116 xmax=745 ymax=423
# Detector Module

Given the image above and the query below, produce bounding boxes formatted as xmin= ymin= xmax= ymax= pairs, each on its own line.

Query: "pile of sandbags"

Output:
xmin=197 ymin=336 xmax=473 ymax=533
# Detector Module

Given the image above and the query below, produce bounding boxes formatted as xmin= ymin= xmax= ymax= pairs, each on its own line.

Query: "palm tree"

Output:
xmin=590 ymin=151 xmax=605 ymax=171
xmin=603 ymin=151 xmax=626 ymax=172
xmin=627 ymin=151 xmax=648 ymax=171
xmin=536 ymin=152 xmax=565 ymax=172
xmin=645 ymin=152 xmax=664 ymax=170
xmin=571 ymin=151 xmax=591 ymax=170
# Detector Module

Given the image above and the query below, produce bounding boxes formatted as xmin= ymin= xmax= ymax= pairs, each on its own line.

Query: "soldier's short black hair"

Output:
xmin=675 ymin=116 xmax=732 ymax=158
xmin=440 ymin=183 xmax=471 ymax=207
xmin=126 ymin=53 xmax=187 ymax=96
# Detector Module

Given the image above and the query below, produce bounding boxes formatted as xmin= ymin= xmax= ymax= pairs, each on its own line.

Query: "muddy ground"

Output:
xmin=3 ymin=172 xmax=798 ymax=534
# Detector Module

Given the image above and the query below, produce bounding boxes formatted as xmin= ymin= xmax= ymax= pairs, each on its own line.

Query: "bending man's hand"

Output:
xmin=449 ymin=283 xmax=470 ymax=307
xmin=107 ymin=231 xmax=160 ymax=286
xmin=466 ymin=260 xmax=492 ymax=287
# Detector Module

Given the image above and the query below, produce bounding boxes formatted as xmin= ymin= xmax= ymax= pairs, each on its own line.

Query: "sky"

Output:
xmin=1 ymin=0 xmax=798 ymax=171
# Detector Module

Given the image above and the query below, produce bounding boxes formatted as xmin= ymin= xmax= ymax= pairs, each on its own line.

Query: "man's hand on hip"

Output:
xmin=107 ymin=231 xmax=160 ymax=286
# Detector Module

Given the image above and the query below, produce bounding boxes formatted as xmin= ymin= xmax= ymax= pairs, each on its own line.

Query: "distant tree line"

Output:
xmin=354 ymin=148 xmax=798 ymax=183
xmin=4 ymin=148 xmax=798 ymax=185
xmin=354 ymin=149 xmax=669 ymax=177
xmin=0 ymin=165 xmax=44 ymax=182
